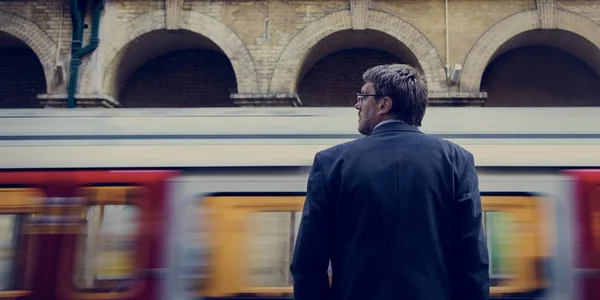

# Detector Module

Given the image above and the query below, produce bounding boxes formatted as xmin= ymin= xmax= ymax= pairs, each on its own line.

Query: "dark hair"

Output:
xmin=362 ymin=64 xmax=428 ymax=126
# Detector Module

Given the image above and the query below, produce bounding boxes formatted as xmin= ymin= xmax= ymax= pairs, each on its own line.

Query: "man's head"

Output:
xmin=355 ymin=64 xmax=428 ymax=135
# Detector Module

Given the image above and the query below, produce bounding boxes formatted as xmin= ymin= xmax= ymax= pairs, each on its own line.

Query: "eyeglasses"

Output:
xmin=356 ymin=93 xmax=385 ymax=103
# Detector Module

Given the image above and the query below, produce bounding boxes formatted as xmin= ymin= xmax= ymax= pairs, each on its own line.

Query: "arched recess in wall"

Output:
xmin=269 ymin=9 xmax=446 ymax=99
xmin=98 ymin=10 xmax=258 ymax=107
xmin=297 ymin=30 xmax=420 ymax=106
xmin=460 ymin=9 xmax=600 ymax=107
xmin=0 ymin=32 xmax=46 ymax=108
xmin=0 ymin=9 xmax=57 ymax=98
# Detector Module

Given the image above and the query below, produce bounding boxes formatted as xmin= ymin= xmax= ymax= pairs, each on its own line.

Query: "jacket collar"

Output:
xmin=369 ymin=120 xmax=422 ymax=135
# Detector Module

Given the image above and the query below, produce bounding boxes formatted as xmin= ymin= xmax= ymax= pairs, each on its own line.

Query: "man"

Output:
xmin=290 ymin=64 xmax=489 ymax=300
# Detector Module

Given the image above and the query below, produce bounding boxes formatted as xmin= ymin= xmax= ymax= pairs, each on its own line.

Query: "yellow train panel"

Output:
xmin=193 ymin=194 xmax=549 ymax=299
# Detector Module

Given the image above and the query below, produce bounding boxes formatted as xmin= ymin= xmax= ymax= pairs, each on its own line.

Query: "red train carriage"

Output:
xmin=566 ymin=170 xmax=600 ymax=300
xmin=0 ymin=170 xmax=176 ymax=300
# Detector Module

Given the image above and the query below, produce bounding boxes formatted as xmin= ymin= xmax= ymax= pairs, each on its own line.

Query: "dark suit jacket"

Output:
xmin=290 ymin=121 xmax=489 ymax=300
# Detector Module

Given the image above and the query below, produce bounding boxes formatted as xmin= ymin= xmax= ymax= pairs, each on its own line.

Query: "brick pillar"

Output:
xmin=537 ymin=0 xmax=555 ymax=29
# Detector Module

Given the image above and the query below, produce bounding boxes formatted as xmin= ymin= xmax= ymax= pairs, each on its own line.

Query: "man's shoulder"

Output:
xmin=311 ymin=138 xmax=369 ymax=168
xmin=316 ymin=136 xmax=366 ymax=156
xmin=316 ymin=132 xmax=474 ymax=163
xmin=426 ymin=134 xmax=474 ymax=163
xmin=396 ymin=131 xmax=474 ymax=164
xmin=428 ymin=133 xmax=469 ymax=149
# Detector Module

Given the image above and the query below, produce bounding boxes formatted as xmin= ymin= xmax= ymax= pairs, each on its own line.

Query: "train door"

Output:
xmin=476 ymin=171 xmax=568 ymax=300
xmin=565 ymin=170 xmax=600 ymax=300
xmin=163 ymin=171 xmax=310 ymax=300
xmin=0 ymin=170 xmax=175 ymax=300
xmin=53 ymin=170 xmax=176 ymax=300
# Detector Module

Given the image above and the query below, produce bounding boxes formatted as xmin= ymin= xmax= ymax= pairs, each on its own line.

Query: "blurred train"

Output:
xmin=0 ymin=107 xmax=598 ymax=300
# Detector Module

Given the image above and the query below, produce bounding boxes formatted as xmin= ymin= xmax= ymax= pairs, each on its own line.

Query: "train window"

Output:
xmin=0 ymin=188 xmax=43 ymax=297
xmin=73 ymin=205 xmax=140 ymax=291
xmin=483 ymin=211 xmax=515 ymax=286
xmin=71 ymin=185 xmax=147 ymax=295
xmin=0 ymin=215 xmax=20 ymax=290
xmin=482 ymin=195 xmax=546 ymax=297
xmin=191 ymin=195 xmax=304 ymax=298
xmin=245 ymin=211 xmax=302 ymax=287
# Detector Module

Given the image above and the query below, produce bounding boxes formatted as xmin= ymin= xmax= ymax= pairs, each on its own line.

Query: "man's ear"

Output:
xmin=377 ymin=96 xmax=393 ymax=114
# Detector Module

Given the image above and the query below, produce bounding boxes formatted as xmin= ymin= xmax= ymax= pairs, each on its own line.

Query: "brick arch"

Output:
xmin=269 ymin=9 xmax=446 ymax=94
xmin=97 ymin=9 xmax=258 ymax=99
xmin=460 ymin=9 xmax=600 ymax=92
xmin=181 ymin=10 xmax=258 ymax=93
xmin=0 ymin=9 xmax=57 ymax=93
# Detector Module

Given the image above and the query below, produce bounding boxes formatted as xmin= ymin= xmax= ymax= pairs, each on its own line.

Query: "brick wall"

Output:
xmin=119 ymin=49 xmax=237 ymax=107
xmin=0 ymin=0 xmax=70 ymax=55
xmin=558 ymin=0 xmax=600 ymax=24
xmin=482 ymin=45 xmax=600 ymax=106
xmin=1 ymin=0 xmax=600 ymax=108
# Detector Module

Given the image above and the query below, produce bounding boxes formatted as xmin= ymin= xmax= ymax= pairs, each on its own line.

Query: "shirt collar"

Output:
xmin=373 ymin=119 xmax=405 ymax=130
